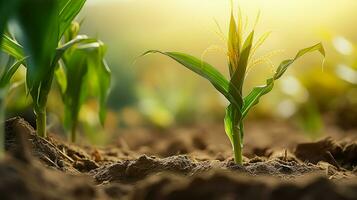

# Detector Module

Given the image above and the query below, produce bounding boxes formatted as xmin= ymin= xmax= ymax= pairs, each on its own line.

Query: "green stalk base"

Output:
xmin=232 ymin=127 xmax=243 ymax=165
xmin=233 ymin=145 xmax=243 ymax=165
xmin=36 ymin=111 xmax=47 ymax=138
xmin=70 ymin=124 xmax=76 ymax=143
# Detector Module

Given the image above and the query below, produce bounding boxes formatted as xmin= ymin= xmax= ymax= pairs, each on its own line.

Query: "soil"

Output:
xmin=1 ymin=117 xmax=357 ymax=200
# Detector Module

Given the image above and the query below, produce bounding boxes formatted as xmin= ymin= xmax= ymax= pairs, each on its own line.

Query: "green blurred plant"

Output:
xmin=0 ymin=0 xmax=23 ymax=158
xmin=0 ymin=0 xmax=111 ymax=142
xmin=58 ymin=22 xmax=111 ymax=142
xmin=0 ymin=57 xmax=24 ymax=158
xmin=143 ymin=7 xmax=325 ymax=164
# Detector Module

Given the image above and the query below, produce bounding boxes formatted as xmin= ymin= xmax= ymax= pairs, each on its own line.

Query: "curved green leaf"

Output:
xmin=54 ymin=35 xmax=97 ymax=97
xmin=242 ymin=43 xmax=325 ymax=118
xmin=82 ymin=42 xmax=111 ymax=126
xmin=58 ymin=0 xmax=86 ymax=38
xmin=62 ymin=49 xmax=88 ymax=131
xmin=16 ymin=0 xmax=60 ymax=110
xmin=61 ymin=40 xmax=111 ymax=134
xmin=53 ymin=35 xmax=95 ymax=67
xmin=1 ymin=35 xmax=24 ymax=60
xmin=142 ymin=51 xmax=243 ymax=109
xmin=55 ymin=63 xmax=67 ymax=94
xmin=0 ymin=58 xmax=25 ymax=88
xmin=1 ymin=35 xmax=94 ymax=83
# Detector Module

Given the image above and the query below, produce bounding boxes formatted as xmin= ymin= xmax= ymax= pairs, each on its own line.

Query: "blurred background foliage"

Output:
xmin=4 ymin=0 xmax=357 ymax=144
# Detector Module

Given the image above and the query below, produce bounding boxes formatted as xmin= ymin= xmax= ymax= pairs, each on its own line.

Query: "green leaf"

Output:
xmin=228 ymin=13 xmax=239 ymax=76
xmin=97 ymin=59 xmax=111 ymax=125
xmin=58 ymin=0 xmax=86 ymax=38
xmin=15 ymin=0 xmax=60 ymax=111
xmin=224 ymin=104 xmax=245 ymax=148
xmin=83 ymin=42 xmax=111 ymax=125
xmin=230 ymin=31 xmax=254 ymax=94
xmin=274 ymin=43 xmax=325 ymax=79
xmin=224 ymin=104 xmax=243 ymax=163
xmin=0 ymin=58 xmax=25 ymax=88
xmin=54 ymin=63 xmax=67 ymax=94
xmin=1 ymin=35 xmax=92 ymax=94
xmin=53 ymin=35 xmax=94 ymax=67
xmin=61 ymin=40 xmax=111 ymax=131
xmin=224 ymin=104 xmax=236 ymax=146
xmin=242 ymin=43 xmax=325 ymax=118
xmin=1 ymin=35 xmax=24 ymax=60
xmin=54 ymin=33 xmax=94 ymax=107
xmin=142 ymin=51 xmax=243 ymax=109
xmin=62 ymin=49 xmax=88 ymax=130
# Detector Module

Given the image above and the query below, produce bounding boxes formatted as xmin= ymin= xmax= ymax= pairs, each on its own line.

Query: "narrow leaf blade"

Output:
xmin=242 ymin=43 xmax=325 ymax=118
xmin=228 ymin=13 xmax=239 ymax=76
xmin=142 ymin=51 xmax=243 ymax=109
xmin=0 ymin=58 xmax=24 ymax=88
xmin=16 ymin=0 xmax=60 ymax=110
xmin=58 ymin=0 xmax=86 ymax=38
xmin=230 ymin=31 xmax=254 ymax=93
xmin=1 ymin=35 xmax=24 ymax=60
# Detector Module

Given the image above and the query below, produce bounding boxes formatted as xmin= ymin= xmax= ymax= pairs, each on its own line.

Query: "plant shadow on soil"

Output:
xmin=1 ymin=117 xmax=357 ymax=200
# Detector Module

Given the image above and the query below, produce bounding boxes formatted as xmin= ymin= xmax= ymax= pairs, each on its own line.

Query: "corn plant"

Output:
xmin=56 ymin=22 xmax=111 ymax=142
xmin=143 ymin=9 xmax=325 ymax=164
xmin=0 ymin=0 xmax=111 ymax=141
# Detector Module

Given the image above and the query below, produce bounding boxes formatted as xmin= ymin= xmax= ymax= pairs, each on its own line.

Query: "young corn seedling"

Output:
xmin=56 ymin=22 xmax=111 ymax=142
xmin=0 ymin=0 xmax=111 ymax=141
xmin=143 ymin=9 xmax=325 ymax=164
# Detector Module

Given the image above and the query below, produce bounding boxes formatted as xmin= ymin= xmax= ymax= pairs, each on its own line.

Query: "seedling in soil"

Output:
xmin=143 ymin=8 xmax=325 ymax=164
xmin=0 ymin=0 xmax=111 ymax=142
xmin=57 ymin=22 xmax=111 ymax=142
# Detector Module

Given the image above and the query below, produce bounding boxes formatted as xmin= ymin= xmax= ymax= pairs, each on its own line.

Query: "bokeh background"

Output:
xmin=6 ymin=0 xmax=357 ymax=144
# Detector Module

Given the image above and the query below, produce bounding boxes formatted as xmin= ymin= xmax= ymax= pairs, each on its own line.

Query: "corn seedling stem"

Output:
xmin=232 ymin=128 xmax=243 ymax=164
xmin=36 ymin=110 xmax=46 ymax=138
xmin=71 ymin=123 xmax=77 ymax=143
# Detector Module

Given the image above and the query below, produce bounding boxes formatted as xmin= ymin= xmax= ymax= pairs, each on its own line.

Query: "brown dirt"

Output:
xmin=1 ymin=117 xmax=357 ymax=200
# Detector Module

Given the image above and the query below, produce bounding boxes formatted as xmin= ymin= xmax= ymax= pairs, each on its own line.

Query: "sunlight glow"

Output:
xmin=277 ymin=99 xmax=296 ymax=118
xmin=280 ymin=76 xmax=309 ymax=103
xmin=336 ymin=64 xmax=357 ymax=84
xmin=333 ymin=37 xmax=353 ymax=55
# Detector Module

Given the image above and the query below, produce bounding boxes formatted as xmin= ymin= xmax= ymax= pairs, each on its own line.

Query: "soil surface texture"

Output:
xmin=1 ymin=117 xmax=357 ymax=200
